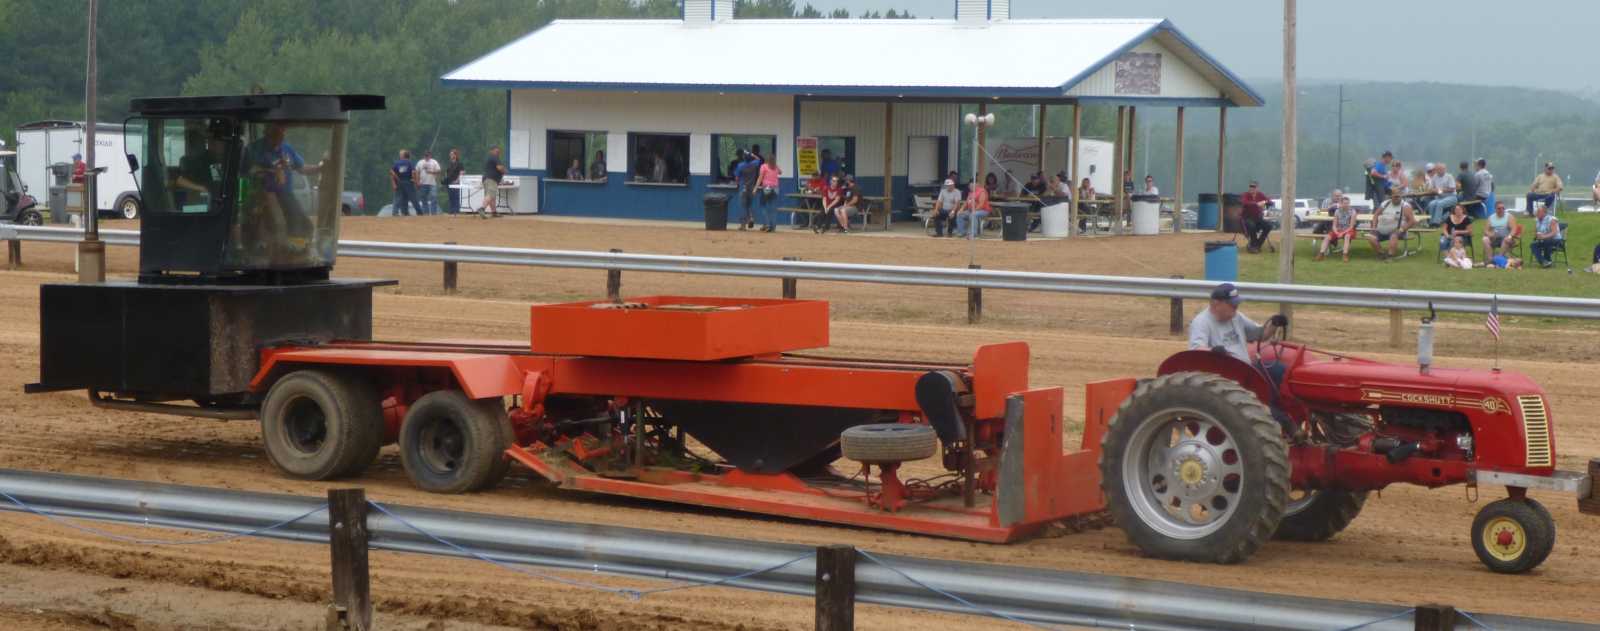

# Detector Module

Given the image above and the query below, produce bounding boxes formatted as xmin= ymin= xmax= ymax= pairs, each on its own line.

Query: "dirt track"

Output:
xmin=1 ymin=216 xmax=1596 ymax=628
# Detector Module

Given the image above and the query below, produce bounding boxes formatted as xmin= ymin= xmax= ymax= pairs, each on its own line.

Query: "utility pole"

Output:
xmin=78 ymin=0 xmax=105 ymax=283
xmin=1277 ymin=0 xmax=1296 ymax=318
xmin=1334 ymin=83 xmax=1350 ymax=192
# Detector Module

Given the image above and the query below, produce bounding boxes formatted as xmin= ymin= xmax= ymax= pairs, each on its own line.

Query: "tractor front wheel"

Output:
xmin=1099 ymin=371 xmax=1290 ymax=564
xmin=259 ymin=370 xmax=384 ymax=480
xmin=1471 ymin=497 xmax=1556 ymax=574
xmin=399 ymin=390 xmax=513 ymax=494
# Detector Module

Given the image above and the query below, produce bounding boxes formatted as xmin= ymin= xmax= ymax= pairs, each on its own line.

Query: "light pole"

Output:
xmin=1278 ymin=0 xmax=1297 ymax=317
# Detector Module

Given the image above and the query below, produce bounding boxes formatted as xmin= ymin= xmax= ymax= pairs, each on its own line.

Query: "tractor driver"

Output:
xmin=1187 ymin=283 xmax=1287 ymax=367
xmin=175 ymin=123 xmax=227 ymax=210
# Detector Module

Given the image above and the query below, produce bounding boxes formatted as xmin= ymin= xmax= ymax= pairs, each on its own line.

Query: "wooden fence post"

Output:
xmin=1413 ymin=604 xmax=1456 ymax=631
xmin=606 ymin=248 xmax=623 ymax=302
xmin=326 ymin=489 xmax=372 ymax=631
xmin=1580 ymin=459 xmax=1600 ymax=515
xmin=442 ymin=241 xmax=457 ymax=294
xmin=6 ymin=239 xmax=19 ymax=269
xmin=814 ymin=544 xmax=856 ymax=631
xmin=782 ymin=256 xmax=798 ymax=299
xmin=967 ymin=264 xmax=982 ymax=324
xmin=1169 ymin=275 xmax=1184 ymax=335
xmin=1389 ymin=308 xmax=1403 ymax=349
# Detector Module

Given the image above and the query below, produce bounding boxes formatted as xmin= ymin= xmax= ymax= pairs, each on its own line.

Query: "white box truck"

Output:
xmin=15 ymin=121 xmax=144 ymax=219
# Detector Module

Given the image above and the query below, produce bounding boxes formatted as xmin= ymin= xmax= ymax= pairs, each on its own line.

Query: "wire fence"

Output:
xmin=0 ymin=483 xmax=1508 ymax=631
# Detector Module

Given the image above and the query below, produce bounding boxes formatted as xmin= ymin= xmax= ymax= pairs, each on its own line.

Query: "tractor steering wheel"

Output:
xmin=1255 ymin=315 xmax=1289 ymax=372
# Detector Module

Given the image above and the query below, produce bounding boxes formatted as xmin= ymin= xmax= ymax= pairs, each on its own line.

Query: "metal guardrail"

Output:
xmin=5 ymin=225 xmax=1600 ymax=320
xmin=1 ymin=469 xmax=1593 ymax=631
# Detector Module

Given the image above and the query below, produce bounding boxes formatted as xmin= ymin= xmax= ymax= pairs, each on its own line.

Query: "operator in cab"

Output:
xmin=174 ymin=122 xmax=227 ymax=210
xmin=1187 ymin=283 xmax=1286 ymax=365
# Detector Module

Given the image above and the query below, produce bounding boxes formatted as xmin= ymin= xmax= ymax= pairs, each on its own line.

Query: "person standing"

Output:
xmin=735 ymin=150 xmax=761 ymax=230
xmin=1472 ymin=158 xmax=1495 ymax=219
xmin=443 ymin=148 xmax=464 ymax=214
xmin=416 ymin=150 xmax=441 ymax=215
xmin=757 ymin=155 xmax=782 ymax=232
xmin=1526 ymin=162 xmax=1563 ymax=216
xmin=390 ymin=149 xmax=418 ymax=217
xmin=481 ymin=146 xmax=506 ymax=218
xmin=1366 ymin=151 xmax=1393 ymax=202
xmin=1143 ymin=175 xmax=1159 ymax=196
xmin=589 ymin=150 xmax=607 ymax=181
xmin=956 ymin=176 xmax=992 ymax=240
xmin=1239 ymin=180 xmax=1272 ymax=253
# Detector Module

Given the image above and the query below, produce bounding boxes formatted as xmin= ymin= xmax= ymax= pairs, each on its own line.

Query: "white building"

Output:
xmin=443 ymin=0 xmax=1261 ymax=221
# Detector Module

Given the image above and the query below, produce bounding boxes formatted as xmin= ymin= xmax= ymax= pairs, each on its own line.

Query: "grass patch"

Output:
xmin=1240 ymin=213 xmax=1599 ymax=298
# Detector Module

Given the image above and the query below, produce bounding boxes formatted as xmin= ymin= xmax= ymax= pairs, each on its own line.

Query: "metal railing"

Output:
xmin=1 ymin=468 xmax=1592 ymax=631
xmin=5 ymin=225 xmax=1599 ymax=320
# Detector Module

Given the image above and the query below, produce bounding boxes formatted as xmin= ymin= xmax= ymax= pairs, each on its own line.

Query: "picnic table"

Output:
xmin=781 ymin=192 xmax=892 ymax=232
xmin=1297 ymin=214 xmax=1435 ymax=257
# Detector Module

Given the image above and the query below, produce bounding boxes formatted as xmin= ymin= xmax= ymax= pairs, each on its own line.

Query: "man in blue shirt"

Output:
xmin=1366 ymin=151 xmax=1392 ymax=203
xmin=246 ymin=123 xmax=319 ymax=244
xmin=820 ymin=148 xmax=840 ymax=181
xmin=390 ymin=149 xmax=419 ymax=217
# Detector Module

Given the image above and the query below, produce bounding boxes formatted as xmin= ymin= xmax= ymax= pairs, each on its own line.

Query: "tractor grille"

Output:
xmin=1518 ymin=395 xmax=1552 ymax=468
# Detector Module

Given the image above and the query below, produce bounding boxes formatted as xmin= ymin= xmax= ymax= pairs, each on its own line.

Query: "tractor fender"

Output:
xmin=251 ymin=348 xmax=524 ymax=400
xmin=1156 ymin=350 xmax=1277 ymax=408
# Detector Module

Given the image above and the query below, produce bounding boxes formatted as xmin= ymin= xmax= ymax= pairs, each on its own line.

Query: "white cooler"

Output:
xmin=1039 ymin=202 xmax=1070 ymax=238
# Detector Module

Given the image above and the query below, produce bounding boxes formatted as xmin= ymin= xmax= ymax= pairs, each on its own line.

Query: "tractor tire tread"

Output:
xmin=1099 ymin=371 xmax=1289 ymax=565
xmin=259 ymin=369 xmax=384 ymax=481
xmin=399 ymin=390 xmax=511 ymax=494
xmin=1277 ymin=414 xmax=1373 ymax=542
xmin=840 ymin=423 xmax=938 ymax=463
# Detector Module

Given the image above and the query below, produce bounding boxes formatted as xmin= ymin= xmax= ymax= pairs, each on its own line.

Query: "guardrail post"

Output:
xmin=1413 ymin=604 xmax=1456 ymax=631
xmin=326 ymin=489 xmax=371 ymax=631
xmin=967 ymin=264 xmax=982 ymax=324
xmin=1389 ymin=308 xmax=1403 ymax=349
xmin=442 ymin=241 xmax=457 ymax=294
xmin=815 ymin=544 xmax=856 ymax=631
xmin=606 ymin=248 xmax=623 ymax=301
xmin=6 ymin=238 xmax=18 ymax=269
xmin=782 ymin=256 xmax=799 ymax=299
xmin=1169 ymin=275 xmax=1184 ymax=334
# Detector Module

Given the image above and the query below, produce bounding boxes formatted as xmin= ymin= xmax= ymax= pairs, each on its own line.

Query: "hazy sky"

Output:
xmin=805 ymin=0 xmax=1598 ymax=92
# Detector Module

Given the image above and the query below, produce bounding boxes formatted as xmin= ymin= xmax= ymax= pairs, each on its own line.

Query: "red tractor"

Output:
xmin=1100 ymin=316 xmax=1597 ymax=573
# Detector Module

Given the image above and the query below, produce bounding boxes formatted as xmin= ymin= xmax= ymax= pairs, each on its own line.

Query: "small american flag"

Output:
xmin=1485 ymin=296 xmax=1501 ymax=341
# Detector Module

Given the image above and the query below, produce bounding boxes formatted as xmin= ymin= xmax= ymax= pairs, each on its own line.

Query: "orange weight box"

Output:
xmin=529 ymin=296 xmax=829 ymax=361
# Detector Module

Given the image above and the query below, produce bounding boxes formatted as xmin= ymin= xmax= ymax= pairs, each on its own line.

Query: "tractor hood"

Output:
xmin=1287 ymin=355 xmax=1544 ymax=417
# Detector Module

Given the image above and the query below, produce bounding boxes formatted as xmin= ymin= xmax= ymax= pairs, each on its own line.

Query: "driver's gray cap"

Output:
xmin=1211 ymin=283 xmax=1242 ymax=306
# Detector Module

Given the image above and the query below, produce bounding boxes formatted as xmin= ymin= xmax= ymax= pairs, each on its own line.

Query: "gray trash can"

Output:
xmin=703 ymin=193 xmax=729 ymax=231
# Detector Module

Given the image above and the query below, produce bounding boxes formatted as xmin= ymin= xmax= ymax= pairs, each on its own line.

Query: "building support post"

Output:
xmin=1035 ymin=104 xmax=1046 ymax=182
xmin=1070 ymin=103 xmax=1082 ymax=234
xmin=1217 ymin=107 xmax=1228 ymax=233
xmin=883 ymin=101 xmax=894 ymax=230
xmin=1112 ymin=106 xmax=1126 ymax=234
xmin=1174 ymin=106 xmax=1185 ymax=234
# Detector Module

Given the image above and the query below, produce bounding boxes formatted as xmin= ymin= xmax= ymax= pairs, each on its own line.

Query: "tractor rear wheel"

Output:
xmin=399 ymin=390 xmax=513 ymax=494
xmin=259 ymin=369 xmax=384 ymax=480
xmin=1276 ymin=413 xmax=1372 ymax=542
xmin=1472 ymin=497 xmax=1556 ymax=574
xmin=1099 ymin=371 xmax=1290 ymax=564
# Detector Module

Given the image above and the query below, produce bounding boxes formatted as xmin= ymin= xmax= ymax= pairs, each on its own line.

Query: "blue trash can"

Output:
xmin=1196 ymin=193 xmax=1220 ymax=230
xmin=1204 ymin=240 xmax=1238 ymax=282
